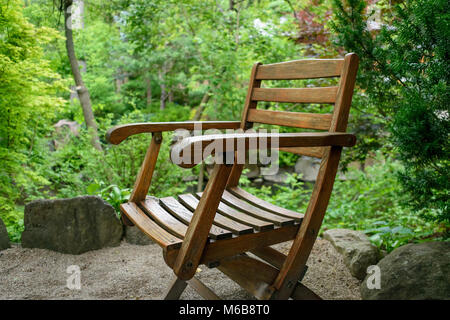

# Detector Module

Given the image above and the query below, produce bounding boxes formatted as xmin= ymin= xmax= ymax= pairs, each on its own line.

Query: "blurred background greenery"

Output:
xmin=0 ymin=0 xmax=448 ymax=251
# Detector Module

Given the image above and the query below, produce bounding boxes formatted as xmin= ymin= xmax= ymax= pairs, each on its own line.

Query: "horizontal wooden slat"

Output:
xmin=164 ymin=224 xmax=300 ymax=268
xmin=120 ymin=202 xmax=182 ymax=250
xmin=247 ymin=109 xmax=332 ymax=130
xmin=228 ymin=187 xmax=304 ymax=222
xmin=279 ymin=146 xmax=324 ymax=158
xmin=178 ymin=194 xmax=253 ymax=235
xmin=255 ymin=59 xmax=344 ymax=80
xmin=221 ymin=191 xmax=294 ymax=226
xmin=195 ymin=192 xmax=274 ymax=232
xmin=140 ymin=198 xmax=188 ymax=239
xmin=250 ymin=247 xmax=287 ymax=270
xmin=159 ymin=196 xmax=232 ymax=240
xmin=251 ymin=87 xmax=338 ymax=104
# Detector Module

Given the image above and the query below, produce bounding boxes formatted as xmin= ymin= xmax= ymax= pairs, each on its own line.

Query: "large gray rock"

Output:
xmin=244 ymin=164 xmax=260 ymax=179
xmin=0 ymin=217 xmax=10 ymax=251
xmin=361 ymin=242 xmax=450 ymax=300
xmin=22 ymin=196 xmax=123 ymax=254
xmin=294 ymin=156 xmax=321 ymax=181
xmin=124 ymin=226 xmax=153 ymax=245
xmin=323 ymin=229 xmax=380 ymax=280
xmin=262 ymin=168 xmax=290 ymax=184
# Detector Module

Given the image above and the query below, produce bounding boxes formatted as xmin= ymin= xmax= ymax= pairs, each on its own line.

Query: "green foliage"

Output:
xmin=0 ymin=0 xmax=66 ymax=240
xmin=2 ymin=0 xmax=447 ymax=251
xmin=119 ymin=0 xmax=300 ymax=120
xmin=330 ymin=0 xmax=449 ymax=221
xmin=3 ymin=207 xmax=24 ymax=243
xmin=87 ymin=183 xmax=130 ymax=215
xmin=34 ymin=105 xmax=193 ymax=203
xmin=242 ymin=154 xmax=447 ymax=252
xmin=241 ymin=172 xmax=311 ymax=212
xmin=324 ymin=154 xmax=447 ymax=252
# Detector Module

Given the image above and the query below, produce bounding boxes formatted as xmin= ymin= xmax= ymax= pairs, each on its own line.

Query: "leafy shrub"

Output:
xmin=324 ymin=154 xmax=447 ymax=252
xmin=87 ymin=183 xmax=130 ymax=215
xmin=242 ymin=153 xmax=447 ymax=252
xmin=240 ymin=172 xmax=311 ymax=213
xmin=330 ymin=0 xmax=449 ymax=221
xmin=0 ymin=0 xmax=66 ymax=240
xmin=2 ymin=208 xmax=24 ymax=243
xmin=33 ymin=106 xmax=193 ymax=211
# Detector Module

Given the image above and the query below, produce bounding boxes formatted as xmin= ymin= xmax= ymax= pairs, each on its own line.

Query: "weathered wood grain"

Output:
xmin=251 ymin=87 xmax=338 ymax=104
xmin=255 ymin=59 xmax=344 ymax=80
xmin=247 ymin=109 xmax=332 ymax=130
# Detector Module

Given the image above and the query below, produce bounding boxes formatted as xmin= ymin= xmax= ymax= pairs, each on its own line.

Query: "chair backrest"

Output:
xmin=235 ymin=54 xmax=359 ymax=297
xmin=239 ymin=53 xmax=359 ymax=158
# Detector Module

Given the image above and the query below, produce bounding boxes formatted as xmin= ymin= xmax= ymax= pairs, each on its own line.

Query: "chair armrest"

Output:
xmin=106 ymin=121 xmax=242 ymax=145
xmin=171 ymin=132 xmax=356 ymax=168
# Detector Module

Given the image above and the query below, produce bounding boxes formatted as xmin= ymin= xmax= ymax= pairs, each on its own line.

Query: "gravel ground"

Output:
xmin=0 ymin=238 xmax=361 ymax=300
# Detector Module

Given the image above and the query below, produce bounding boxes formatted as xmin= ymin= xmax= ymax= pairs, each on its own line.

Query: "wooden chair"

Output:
xmin=106 ymin=53 xmax=359 ymax=300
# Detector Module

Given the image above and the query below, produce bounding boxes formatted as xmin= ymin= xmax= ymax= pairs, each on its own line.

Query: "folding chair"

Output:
xmin=106 ymin=53 xmax=359 ymax=300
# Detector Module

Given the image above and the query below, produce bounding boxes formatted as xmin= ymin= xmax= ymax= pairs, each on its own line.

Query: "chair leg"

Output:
xmin=290 ymin=282 xmax=322 ymax=300
xmin=217 ymin=254 xmax=278 ymax=300
xmin=187 ymin=277 xmax=221 ymax=300
xmin=163 ymin=275 xmax=188 ymax=300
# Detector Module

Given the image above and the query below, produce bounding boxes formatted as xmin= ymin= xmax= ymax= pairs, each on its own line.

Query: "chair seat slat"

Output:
xmin=159 ymin=196 xmax=232 ymax=240
xmin=120 ymin=202 xmax=183 ymax=250
xmin=140 ymin=198 xmax=189 ymax=239
xmin=195 ymin=192 xmax=274 ymax=231
xmin=221 ymin=191 xmax=295 ymax=226
xmin=228 ymin=187 xmax=304 ymax=222
xmin=178 ymin=194 xmax=254 ymax=235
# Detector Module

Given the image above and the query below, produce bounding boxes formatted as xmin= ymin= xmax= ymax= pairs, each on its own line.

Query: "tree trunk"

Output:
xmin=146 ymin=77 xmax=152 ymax=106
xmin=159 ymin=70 xmax=167 ymax=110
xmin=168 ymin=89 xmax=174 ymax=104
xmin=193 ymin=92 xmax=211 ymax=121
xmin=158 ymin=60 xmax=175 ymax=110
xmin=64 ymin=0 xmax=102 ymax=151
xmin=160 ymin=83 xmax=167 ymax=110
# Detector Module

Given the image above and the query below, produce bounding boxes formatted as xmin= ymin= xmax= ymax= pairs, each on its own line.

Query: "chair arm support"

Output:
xmin=170 ymin=132 xmax=356 ymax=168
xmin=106 ymin=121 xmax=242 ymax=145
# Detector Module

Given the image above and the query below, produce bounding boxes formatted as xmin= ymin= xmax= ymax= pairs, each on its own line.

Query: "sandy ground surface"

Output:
xmin=0 ymin=238 xmax=361 ymax=300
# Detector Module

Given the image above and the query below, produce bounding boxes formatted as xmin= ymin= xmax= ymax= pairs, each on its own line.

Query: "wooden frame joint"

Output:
xmin=220 ymin=151 xmax=235 ymax=167
xmin=244 ymin=121 xmax=253 ymax=130
xmin=153 ymin=131 xmax=163 ymax=144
